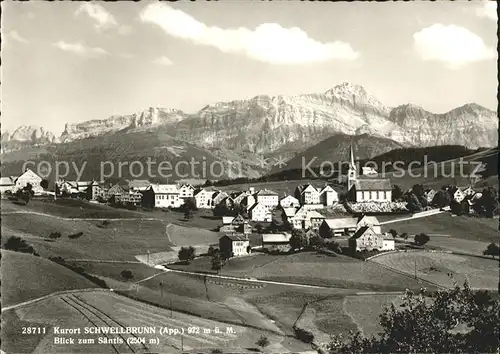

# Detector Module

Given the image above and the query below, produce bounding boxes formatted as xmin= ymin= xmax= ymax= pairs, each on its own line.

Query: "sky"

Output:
xmin=2 ymin=1 xmax=498 ymax=135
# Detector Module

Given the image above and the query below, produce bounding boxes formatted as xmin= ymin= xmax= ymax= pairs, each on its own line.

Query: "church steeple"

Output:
xmin=347 ymin=144 xmax=357 ymax=191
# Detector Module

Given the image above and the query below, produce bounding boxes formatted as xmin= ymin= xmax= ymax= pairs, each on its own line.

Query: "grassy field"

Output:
xmin=166 ymin=223 xmax=221 ymax=246
xmin=371 ymin=251 xmax=499 ymax=289
xmin=5 ymin=291 xmax=311 ymax=354
xmin=1 ymin=250 xmax=99 ymax=307
xmin=1 ymin=213 xmax=174 ymax=260
xmin=213 ymin=252 xmax=432 ymax=292
xmin=343 ymin=294 xmax=404 ymax=337
xmin=382 ymin=213 xmax=498 ymax=243
xmin=426 ymin=237 xmax=490 ymax=255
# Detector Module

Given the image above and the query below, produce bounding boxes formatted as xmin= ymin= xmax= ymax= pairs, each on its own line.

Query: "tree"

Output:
xmin=431 ymin=190 xmax=451 ymax=208
xmin=327 ymin=282 xmax=500 ymax=354
xmin=49 ymin=232 xmax=62 ymax=239
xmin=326 ymin=241 xmax=342 ymax=253
xmin=211 ymin=251 xmax=226 ymax=273
xmin=392 ymin=185 xmax=404 ymax=201
xmin=182 ymin=197 xmax=197 ymax=220
xmin=256 ymin=335 xmax=270 ymax=350
xmin=16 ymin=183 xmax=35 ymax=205
xmin=389 ymin=229 xmax=398 ymax=238
xmin=213 ymin=203 xmax=230 ymax=217
xmin=483 ymin=243 xmax=499 ymax=258
xmin=3 ymin=236 xmax=38 ymax=255
xmin=121 ymin=270 xmax=133 ymax=280
xmin=476 ymin=187 xmax=499 ymax=218
xmin=411 ymin=184 xmax=425 ymax=198
xmin=204 ymin=179 xmax=213 ymax=187
xmin=400 ymin=232 xmax=409 ymax=240
xmin=40 ymin=179 xmax=49 ymax=190
xmin=414 ymin=233 xmax=430 ymax=246
xmin=254 ymin=222 xmax=264 ymax=234
xmin=406 ymin=193 xmax=423 ymax=212
xmin=289 ymin=229 xmax=308 ymax=251
xmin=450 ymin=200 xmax=465 ymax=216
xmin=178 ymin=246 xmax=196 ymax=264
xmin=309 ymin=233 xmax=325 ymax=250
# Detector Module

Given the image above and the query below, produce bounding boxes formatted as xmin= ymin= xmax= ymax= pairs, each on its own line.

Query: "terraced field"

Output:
xmin=370 ymin=251 xmax=499 ymax=289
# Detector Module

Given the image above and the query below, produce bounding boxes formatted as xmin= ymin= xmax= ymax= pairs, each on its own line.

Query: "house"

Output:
xmin=347 ymin=145 xmax=392 ymax=202
xmin=262 ymin=233 xmax=292 ymax=252
xmin=319 ymin=217 xmax=358 ymax=238
xmin=219 ymin=235 xmax=250 ymax=259
xmin=319 ymin=184 xmax=339 ymax=206
xmin=291 ymin=207 xmax=325 ymax=230
xmin=146 ymin=184 xmax=182 ymax=208
xmin=220 ymin=214 xmax=252 ymax=234
xmin=232 ymin=191 xmax=250 ymax=206
xmin=448 ymin=186 xmax=465 ymax=203
xmin=279 ymin=195 xmax=300 ymax=208
xmin=222 ymin=216 xmax=235 ymax=225
xmin=349 ymin=226 xmax=395 ymax=252
xmin=107 ymin=183 xmax=126 ymax=202
xmin=295 ymin=184 xmax=321 ymax=205
xmin=356 ymin=215 xmax=382 ymax=234
xmin=14 ymin=169 xmax=43 ymax=195
xmin=249 ymin=202 xmax=272 ymax=222
xmin=280 ymin=206 xmax=297 ymax=225
xmin=462 ymin=186 xmax=475 ymax=197
xmin=361 ymin=166 xmax=378 ymax=176
xmin=121 ymin=190 xmax=143 ymax=205
xmin=240 ymin=194 xmax=256 ymax=211
xmin=424 ymin=189 xmax=437 ymax=204
xmin=254 ymin=189 xmax=279 ymax=209
xmin=0 ymin=176 xmax=16 ymax=194
xmin=212 ymin=191 xmax=230 ymax=207
xmin=194 ymin=188 xmax=216 ymax=209
xmin=128 ymin=180 xmax=151 ymax=192
xmin=178 ymin=184 xmax=195 ymax=199
xmin=216 ymin=196 xmax=234 ymax=209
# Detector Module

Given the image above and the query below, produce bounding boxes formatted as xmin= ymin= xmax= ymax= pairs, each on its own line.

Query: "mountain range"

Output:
xmin=1 ymin=82 xmax=497 ymax=180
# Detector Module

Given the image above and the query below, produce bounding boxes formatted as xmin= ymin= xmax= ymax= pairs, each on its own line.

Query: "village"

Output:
xmin=1 ymin=146 xmax=493 ymax=265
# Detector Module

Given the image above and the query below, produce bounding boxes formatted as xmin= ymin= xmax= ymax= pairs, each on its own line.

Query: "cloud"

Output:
xmin=140 ymin=3 xmax=359 ymax=64
xmin=52 ymin=41 xmax=110 ymax=58
xmin=476 ymin=1 xmax=497 ymax=21
xmin=413 ymin=24 xmax=496 ymax=68
xmin=119 ymin=53 xmax=134 ymax=59
xmin=153 ymin=56 xmax=174 ymax=66
xmin=76 ymin=3 xmax=130 ymax=34
xmin=5 ymin=30 xmax=29 ymax=44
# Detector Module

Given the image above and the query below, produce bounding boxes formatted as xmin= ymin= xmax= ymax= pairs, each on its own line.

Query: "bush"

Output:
xmin=49 ymin=232 xmax=62 ymax=239
xmin=389 ymin=229 xmax=398 ymax=238
xmin=3 ymin=236 xmax=39 ymax=256
xmin=68 ymin=232 xmax=83 ymax=239
xmin=178 ymin=246 xmax=196 ymax=264
xmin=293 ymin=327 xmax=314 ymax=343
xmin=401 ymin=232 xmax=409 ymax=240
xmin=414 ymin=233 xmax=430 ymax=246
xmin=121 ymin=270 xmax=134 ymax=280
xmin=256 ymin=335 xmax=270 ymax=348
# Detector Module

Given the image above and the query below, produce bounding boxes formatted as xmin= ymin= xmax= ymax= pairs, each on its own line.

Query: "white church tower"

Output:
xmin=347 ymin=144 xmax=357 ymax=191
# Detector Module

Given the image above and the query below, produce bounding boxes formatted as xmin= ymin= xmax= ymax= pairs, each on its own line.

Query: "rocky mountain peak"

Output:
xmin=7 ymin=125 xmax=57 ymax=144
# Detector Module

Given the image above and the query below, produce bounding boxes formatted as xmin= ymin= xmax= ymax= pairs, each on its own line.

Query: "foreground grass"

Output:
xmin=1 ymin=250 xmax=99 ymax=307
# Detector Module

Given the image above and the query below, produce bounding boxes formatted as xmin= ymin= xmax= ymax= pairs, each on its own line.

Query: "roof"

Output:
xmin=255 ymin=189 xmax=278 ymax=196
xmin=194 ymin=188 xmax=216 ymax=197
xmin=319 ymin=185 xmax=336 ymax=194
xmin=222 ymin=216 xmax=235 ymax=224
xmin=128 ymin=180 xmax=151 ymax=189
xmin=262 ymin=233 xmax=291 ymax=243
xmin=350 ymin=226 xmax=379 ymax=240
xmin=280 ymin=195 xmax=299 ymax=201
xmin=221 ymin=234 xmax=249 ymax=241
xmin=281 ymin=207 xmax=296 ymax=217
xmin=354 ymin=178 xmax=392 ymax=191
xmin=149 ymin=184 xmax=179 ymax=194
xmin=323 ymin=217 xmax=358 ymax=229
xmin=307 ymin=210 xmax=325 ymax=219
xmin=357 ymin=215 xmax=380 ymax=226
xmin=0 ymin=177 xmax=15 ymax=185
xmin=249 ymin=202 xmax=268 ymax=212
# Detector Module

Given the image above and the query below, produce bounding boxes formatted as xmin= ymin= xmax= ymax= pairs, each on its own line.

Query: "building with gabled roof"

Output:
xmin=219 ymin=234 xmax=250 ymax=258
xmin=249 ymin=202 xmax=272 ymax=222
xmin=356 ymin=215 xmax=381 ymax=234
xmin=194 ymin=188 xmax=216 ymax=209
xmin=295 ymin=184 xmax=321 ymax=205
xmin=254 ymin=189 xmax=279 ymax=208
xmin=319 ymin=217 xmax=358 ymax=237
xmin=14 ymin=169 xmax=43 ymax=195
xmin=349 ymin=226 xmax=394 ymax=252
xmin=0 ymin=176 xmax=16 ymax=193
xmin=319 ymin=184 xmax=339 ymax=206
xmin=146 ymin=184 xmax=182 ymax=208
xmin=279 ymin=195 xmax=300 ymax=208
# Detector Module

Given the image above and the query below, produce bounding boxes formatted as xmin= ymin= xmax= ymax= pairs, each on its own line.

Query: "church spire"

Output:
xmin=347 ymin=144 xmax=357 ymax=191
xmin=349 ymin=144 xmax=356 ymax=170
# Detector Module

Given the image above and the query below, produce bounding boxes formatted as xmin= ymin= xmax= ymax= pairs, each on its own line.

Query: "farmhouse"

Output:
xmin=356 ymin=215 xmax=381 ymax=234
xmin=279 ymin=195 xmax=300 ymax=208
xmin=262 ymin=233 xmax=291 ymax=252
xmin=232 ymin=191 xmax=250 ymax=206
xmin=178 ymin=184 xmax=195 ymax=198
xmin=254 ymin=189 xmax=279 ymax=208
xmin=349 ymin=226 xmax=395 ymax=252
xmin=216 ymin=196 xmax=234 ymax=209
xmin=347 ymin=145 xmax=392 ymax=202
xmin=319 ymin=217 xmax=358 ymax=238
xmin=424 ymin=189 xmax=437 ymax=204
xmin=240 ymin=194 xmax=256 ymax=211
xmin=319 ymin=184 xmax=339 ymax=206
xmin=295 ymin=184 xmax=321 ymax=205
xmin=212 ymin=191 xmax=230 ymax=207
xmin=219 ymin=235 xmax=250 ymax=259
xmin=0 ymin=176 xmax=16 ymax=193
xmin=220 ymin=214 xmax=252 ymax=235
xmin=121 ymin=190 xmax=143 ymax=206
xmin=194 ymin=188 xmax=216 ymax=209
xmin=14 ymin=169 xmax=43 ymax=195
xmin=249 ymin=202 xmax=272 ymax=222
xmin=107 ymin=184 xmax=127 ymax=202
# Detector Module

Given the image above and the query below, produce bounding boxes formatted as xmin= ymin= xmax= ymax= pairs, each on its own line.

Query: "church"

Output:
xmin=346 ymin=145 xmax=392 ymax=202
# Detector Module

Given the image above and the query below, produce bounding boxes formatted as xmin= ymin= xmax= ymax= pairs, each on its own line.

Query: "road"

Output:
xmin=379 ymin=207 xmax=449 ymax=225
